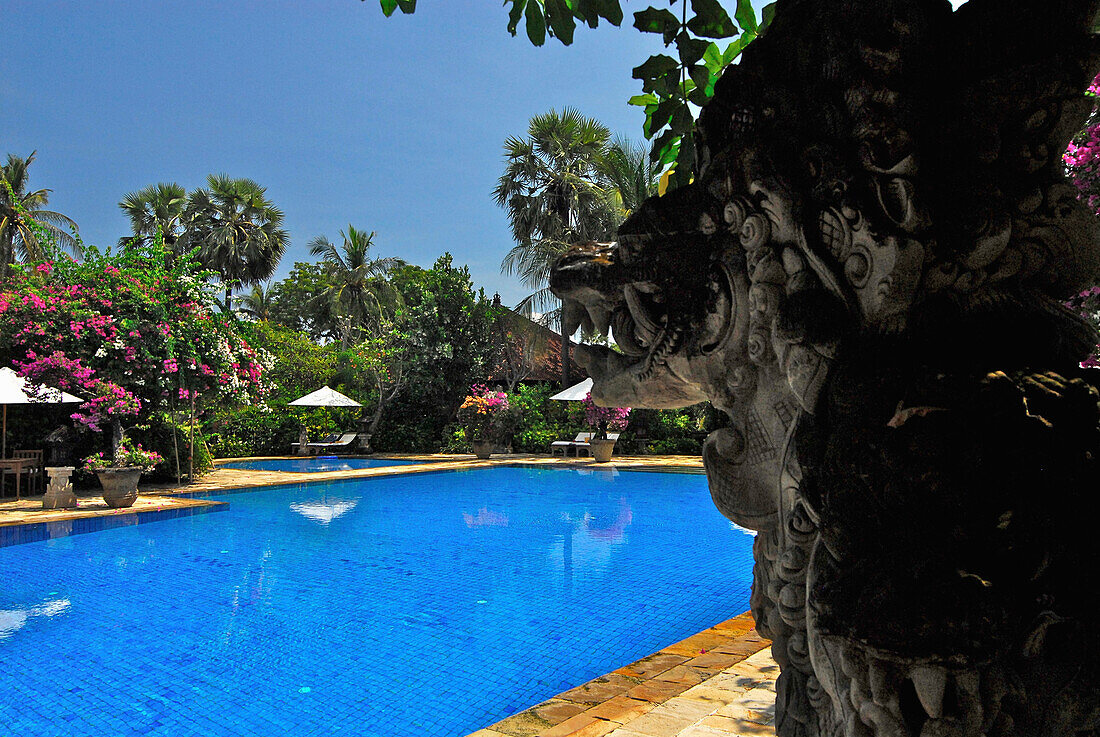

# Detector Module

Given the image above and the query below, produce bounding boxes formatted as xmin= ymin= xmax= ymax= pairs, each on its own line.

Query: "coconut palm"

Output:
xmin=0 ymin=151 xmax=80 ymax=278
xmin=118 ymin=182 xmax=187 ymax=251
xmin=239 ymin=282 xmax=275 ymax=321
xmin=603 ymin=136 xmax=659 ymax=219
xmin=494 ymin=108 xmax=620 ymax=387
xmin=308 ymin=225 xmax=405 ymax=344
xmin=181 ymin=174 xmax=288 ymax=306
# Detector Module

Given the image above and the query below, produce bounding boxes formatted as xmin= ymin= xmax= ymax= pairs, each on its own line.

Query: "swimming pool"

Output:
xmin=0 ymin=466 xmax=754 ymax=737
xmin=219 ymin=457 xmax=422 ymax=472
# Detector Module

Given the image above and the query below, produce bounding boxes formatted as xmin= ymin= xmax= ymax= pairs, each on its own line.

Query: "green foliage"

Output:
xmin=270 ymin=261 xmax=336 ymax=338
xmin=508 ymin=383 xmax=584 ymax=452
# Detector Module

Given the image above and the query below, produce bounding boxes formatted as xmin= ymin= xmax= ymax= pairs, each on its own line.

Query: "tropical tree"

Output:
xmin=118 ymin=182 xmax=187 ymax=250
xmin=0 ymin=151 xmax=80 ymax=278
xmin=495 ymin=108 xmax=621 ymax=387
xmin=239 ymin=282 xmax=276 ymax=321
xmin=604 ymin=136 xmax=660 ymax=218
xmin=181 ymin=174 xmax=289 ymax=306
xmin=270 ymin=261 xmax=337 ymax=339
xmin=308 ymin=225 xmax=405 ymax=345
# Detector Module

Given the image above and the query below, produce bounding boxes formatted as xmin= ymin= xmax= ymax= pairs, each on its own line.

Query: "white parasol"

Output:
xmin=549 ymin=377 xmax=593 ymax=401
xmin=0 ymin=367 xmax=83 ymax=458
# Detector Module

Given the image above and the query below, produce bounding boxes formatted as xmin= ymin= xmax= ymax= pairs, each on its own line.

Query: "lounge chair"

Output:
xmin=307 ymin=433 xmax=360 ymax=455
xmin=292 ymin=433 xmax=338 ymax=455
xmin=551 ymin=432 xmax=594 ymax=457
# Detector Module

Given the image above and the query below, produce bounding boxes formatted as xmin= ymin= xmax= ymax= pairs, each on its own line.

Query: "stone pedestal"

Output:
xmin=42 ymin=466 xmax=77 ymax=510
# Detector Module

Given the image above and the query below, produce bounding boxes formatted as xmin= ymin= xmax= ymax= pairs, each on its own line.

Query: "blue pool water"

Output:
xmin=220 ymin=457 xmax=421 ymax=472
xmin=0 ymin=466 xmax=754 ymax=737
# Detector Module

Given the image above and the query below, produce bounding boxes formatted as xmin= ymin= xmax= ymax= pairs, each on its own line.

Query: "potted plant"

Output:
xmin=582 ymin=392 xmax=631 ymax=463
xmin=457 ymin=384 xmax=511 ymax=459
xmin=83 ymin=439 xmax=163 ymax=508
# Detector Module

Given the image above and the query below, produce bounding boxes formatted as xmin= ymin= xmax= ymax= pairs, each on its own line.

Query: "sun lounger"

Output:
xmin=292 ymin=433 xmax=339 ymax=455
xmin=551 ymin=432 xmax=594 ymax=457
xmin=307 ymin=433 xmax=360 ymax=455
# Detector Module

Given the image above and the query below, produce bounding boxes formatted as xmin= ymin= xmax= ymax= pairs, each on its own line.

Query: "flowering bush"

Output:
xmin=0 ymin=231 xmax=271 ymax=452
xmin=582 ymin=392 xmax=631 ymax=440
xmin=1064 ymin=72 xmax=1100 ymax=216
xmin=83 ymin=438 xmax=164 ymax=473
xmin=456 ymin=383 xmax=510 ymax=442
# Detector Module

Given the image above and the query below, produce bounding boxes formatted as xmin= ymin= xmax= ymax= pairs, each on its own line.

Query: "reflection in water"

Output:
xmin=290 ymin=498 xmax=360 ymax=525
xmin=0 ymin=598 xmax=71 ymax=640
xmin=462 ymin=508 xmax=509 ymax=528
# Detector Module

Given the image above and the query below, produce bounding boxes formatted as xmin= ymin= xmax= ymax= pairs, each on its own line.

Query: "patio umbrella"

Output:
xmin=288 ymin=387 xmax=362 ymax=454
xmin=549 ymin=377 xmax=593 ymax=401
xmin=0 ymin=367 xmax=83 ymax=458
xmin=288 ymin=386 xmax=362 ymax=408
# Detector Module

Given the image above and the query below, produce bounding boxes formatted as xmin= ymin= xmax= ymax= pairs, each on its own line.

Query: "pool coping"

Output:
xmin=467 ymin=612 xmax=775 ymax=737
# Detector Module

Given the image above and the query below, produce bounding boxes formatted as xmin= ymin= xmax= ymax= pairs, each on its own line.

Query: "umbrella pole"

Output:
xmin=2 ymin=404 xmax=6 ymax=459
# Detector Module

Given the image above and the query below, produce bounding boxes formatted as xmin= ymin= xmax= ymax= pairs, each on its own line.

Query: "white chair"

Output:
xmin=550 ymin=432 xmax=594 ymax=457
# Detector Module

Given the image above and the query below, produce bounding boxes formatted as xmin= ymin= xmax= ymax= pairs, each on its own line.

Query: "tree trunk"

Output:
xmin=110 ymin=420 xmax=124 ymax=457
xmin=561 ymin=317 xmax=571 ymax=390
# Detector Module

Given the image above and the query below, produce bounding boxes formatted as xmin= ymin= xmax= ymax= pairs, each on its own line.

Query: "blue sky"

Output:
xmin=1 ymin=1 xmax=675 ymax=308
xmin=2 ymin=1 xmax=966 ymax=308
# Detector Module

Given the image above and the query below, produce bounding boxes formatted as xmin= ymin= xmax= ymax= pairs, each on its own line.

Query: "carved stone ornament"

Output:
xmin=550 ymin=1 xmax=1100 ymax=735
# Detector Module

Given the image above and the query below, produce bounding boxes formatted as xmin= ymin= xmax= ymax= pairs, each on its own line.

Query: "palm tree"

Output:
xmin=239 ymin=282 xmax=275 ymax=321
xmin=308 ymin=225 xmax=405 ymax=345
xmin=494 ymin=108 xmax=619 ymax=388
xmin=181 ymin=174 xmax=289 ymax=306
xmin=0 ymin=151 xmax=80 ymax=278
xmin=118 ymin=182 xmax=187 ymax=251
xmin=603 ymin=136 xmax=659 ymax=219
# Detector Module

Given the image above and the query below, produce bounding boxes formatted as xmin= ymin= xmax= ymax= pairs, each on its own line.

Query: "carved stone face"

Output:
xmin=550 ymin=2 xmax=1100 ymax=735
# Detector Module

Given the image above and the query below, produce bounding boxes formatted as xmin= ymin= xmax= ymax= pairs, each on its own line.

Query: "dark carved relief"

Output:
xmin=549 ymin=1 xmax=1100 ymax=735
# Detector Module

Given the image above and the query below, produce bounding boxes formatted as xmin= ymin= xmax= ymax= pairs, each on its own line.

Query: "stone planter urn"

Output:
xmin=590 ymin=437 xmax=617 ymax=463
xmin=471 ymin=440 xmax=493 ymax=460
xmin=94 ymin=467 xmax=142 ymax=508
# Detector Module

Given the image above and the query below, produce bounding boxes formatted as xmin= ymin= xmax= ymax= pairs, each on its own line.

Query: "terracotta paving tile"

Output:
xmin=652 ymin=664 xmax=709 ymax=688
xmin=534 ymin=700 xmax=590 ymax=724
xmin=539 ymin=714 xmax=617 ymax=737
xmin=701 ymin=715 xmax=776 ymax=735
xmin=661 ymin=631 xmax=733 ymax=658
xmin=559 ymin=674 xmax=642 ymax=706
xmin=494 ymin=708 xmax=557 ymax=736
xmin=613 ymin=652 xmax=690 ymax=680
xmin=677 ymin=726 xmax=739 ymax=737
xmin=685 ymin=652 xmax=750 ymax=671
xmin=613 ymin=707 xmax=697 ymax=736
xmin=584 ymin=695 xmax=657 ymax=723
xmin=625 ymin=678 xmax=691 ymax=704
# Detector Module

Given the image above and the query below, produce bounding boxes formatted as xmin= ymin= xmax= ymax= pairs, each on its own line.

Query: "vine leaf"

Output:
xmin=687 ymin=0 xmax=737 ymax=38
xmin=733 ymin=0 xmax=757 ymax=34
xmin=634 ymin=7 xmax=682 ymax=45
xmin=525 ymin=0 xmax=547 ymax=46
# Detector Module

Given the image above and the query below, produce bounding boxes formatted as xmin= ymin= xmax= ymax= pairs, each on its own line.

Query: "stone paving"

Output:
xmin=467 ymin=612 xmax=777 ymax=737
xmin=0 ymin=452 xmax=779 ymax=737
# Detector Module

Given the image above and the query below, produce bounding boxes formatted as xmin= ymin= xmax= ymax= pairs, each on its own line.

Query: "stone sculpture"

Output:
xmin=549 ymin=1 xmax=1100 ymax=735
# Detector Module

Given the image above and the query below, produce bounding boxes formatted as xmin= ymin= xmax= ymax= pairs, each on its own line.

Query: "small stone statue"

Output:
xmin=551 ymin=1 xmax=1100 ymax=734
xmin=42 ymin=466 xmax=77 ymax=510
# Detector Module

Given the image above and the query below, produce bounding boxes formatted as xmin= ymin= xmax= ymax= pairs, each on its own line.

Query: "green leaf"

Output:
xmin=380 ymin=0 xmax=398 ymax=17
xmin=632 ymin=54 xmax=679 ymax=81
xmin=645 ymin=99 xmax=680 ymax=138
xmin=733 ymin=0 xmax=757 ymax=34
xmin=759 ymin=2 xmax=777 ymax=35
xmin=688 ymin=63 xmax=712 ymax=96
xmin=675 ymin=32 xmax=711 ymax=66
xmin=651 ymin=131 xmax=680 ymax=166
xmin=594 ymin=0 xmax=623 ymax=26
xmin=670 ymin=134 xmax=696 ymax=188
xmin=507 ymin=0 xmax=527 ymax=36
xmin=628 ymin=93 xmax=659 ymax=107
xmin=686 ymin=0 xmax=738 ymax=38
xmin=544 ymin=0 xmax=576 ymax=43
xmin=670 ymin=103 xmax=694 ymax=135
xmin=396 ymin=0 xmax=416 ymax=13
xmin=633 ymin=7 xmax=681 ymax=44
xmin=526 ymin=0 xmax=547 ymax=46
